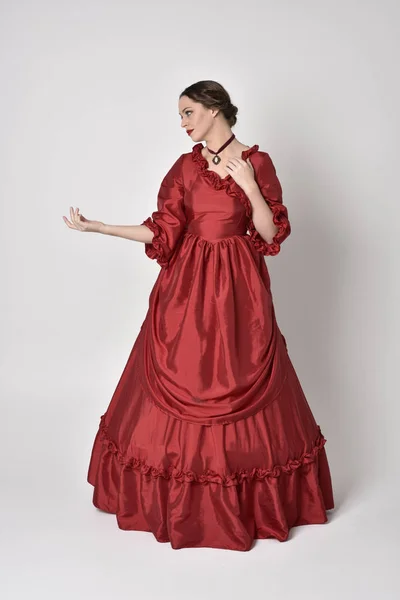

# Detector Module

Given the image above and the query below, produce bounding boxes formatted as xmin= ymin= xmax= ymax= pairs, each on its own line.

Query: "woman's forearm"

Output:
xmin=99 ymin=223 xmax=153 ymax=243
xmin=246 ymin=185 xmax=278 ymax=243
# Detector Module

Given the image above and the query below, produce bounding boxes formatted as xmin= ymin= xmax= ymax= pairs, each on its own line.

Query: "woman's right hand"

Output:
xmin=63 ymin=207 xmax=104 ymax=233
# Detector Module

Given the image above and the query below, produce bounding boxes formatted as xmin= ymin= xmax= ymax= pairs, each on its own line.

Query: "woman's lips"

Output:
xmin=187 ymin=129 xmax=194 ymax=135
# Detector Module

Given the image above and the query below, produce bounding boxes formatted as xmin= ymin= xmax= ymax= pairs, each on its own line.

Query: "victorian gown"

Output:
xmin=87 ymin=143 xmax=335 ymax=551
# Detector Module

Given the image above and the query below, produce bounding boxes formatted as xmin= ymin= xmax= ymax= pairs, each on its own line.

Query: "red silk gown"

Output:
xmin=87 ymin=143 xmax=334 ymax=551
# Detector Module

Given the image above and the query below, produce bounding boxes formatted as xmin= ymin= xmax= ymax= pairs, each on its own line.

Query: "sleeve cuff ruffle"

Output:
xmin=141 ymin=217 xmax=170 ymax=268
xmin=248 ymin=203 xmax=291 ymax=256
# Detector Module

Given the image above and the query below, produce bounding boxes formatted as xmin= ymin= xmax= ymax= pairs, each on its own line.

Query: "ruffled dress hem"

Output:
xmin=87 ymin=409 xmax=334 ymax=551
xmin=94 ymin=413 xmax=328 ymax=485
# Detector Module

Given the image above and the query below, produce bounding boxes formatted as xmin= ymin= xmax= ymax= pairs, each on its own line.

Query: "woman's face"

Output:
xmin=178 ymin=95 xmax=215 ymax=142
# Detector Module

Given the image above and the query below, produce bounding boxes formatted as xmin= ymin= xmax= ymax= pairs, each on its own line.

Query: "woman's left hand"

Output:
xmin=225 ymin=157 xmax=257 ymax=194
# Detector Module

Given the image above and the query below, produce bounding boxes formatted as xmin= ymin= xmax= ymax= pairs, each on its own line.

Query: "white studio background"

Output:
xmin=1 ymin=0 xmax=399 ymax=599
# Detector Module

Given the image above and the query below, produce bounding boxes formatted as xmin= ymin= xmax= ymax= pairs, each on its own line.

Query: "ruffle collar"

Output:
xmin=191 ymin=142 xmax=259 ymax=191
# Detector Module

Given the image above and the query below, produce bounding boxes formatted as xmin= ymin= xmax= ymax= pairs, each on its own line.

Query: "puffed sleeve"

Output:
xmin=247 ymin=152 xmax=291 ymax=256
xmin=141 ymin=154 xmax=186 ymax=268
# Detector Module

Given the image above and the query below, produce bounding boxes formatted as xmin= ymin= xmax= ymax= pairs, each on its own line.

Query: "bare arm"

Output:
xmin=63 ymin=207 xmax=154 ymax=243
xmin=100 ymin=223 xmax=153 ymax=243
xmin=246 ymin=184 xmax=279 ymax=244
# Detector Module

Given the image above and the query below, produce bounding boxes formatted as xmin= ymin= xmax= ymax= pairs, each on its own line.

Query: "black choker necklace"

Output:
xmin=206 ymin=133 xmax=236 ymax=165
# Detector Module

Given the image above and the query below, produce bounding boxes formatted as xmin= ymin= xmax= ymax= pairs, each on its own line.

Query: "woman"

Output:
xmin=63 ymin=80 xmax=334 ymax=551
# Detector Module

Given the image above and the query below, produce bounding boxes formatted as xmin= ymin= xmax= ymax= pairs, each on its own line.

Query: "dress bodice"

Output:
xmin=141 ymin=142 xmax=291 ymax=267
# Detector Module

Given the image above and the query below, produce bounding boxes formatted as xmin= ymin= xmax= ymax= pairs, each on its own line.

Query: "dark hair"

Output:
xmin=179 ymin=80 xmax=238 ymax=127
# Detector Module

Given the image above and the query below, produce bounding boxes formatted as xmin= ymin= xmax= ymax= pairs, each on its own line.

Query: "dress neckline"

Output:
xmin=191 ymin=142 xmax=259 ymax=188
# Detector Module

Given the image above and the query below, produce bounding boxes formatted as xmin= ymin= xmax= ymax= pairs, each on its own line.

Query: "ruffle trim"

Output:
xmin=191 ymin=142 xmax=259 ymax=192
xmin=247 ymin=203 xmax=290 ymax=256
xmin=191 ymin=143 xmax=288 ymax=256
xmin=141 ymin=216 xmax=169 ymax=268
xmin=98 ymin=414 xmax=327 ymax=487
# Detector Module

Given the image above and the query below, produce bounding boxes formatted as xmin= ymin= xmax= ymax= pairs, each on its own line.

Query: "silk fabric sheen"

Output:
xmin=87 ymin=144 xmax=334 ymax=551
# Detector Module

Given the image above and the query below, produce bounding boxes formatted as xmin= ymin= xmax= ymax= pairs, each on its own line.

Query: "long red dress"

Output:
xmin=87 ymin=143 xmax=334 ymax=551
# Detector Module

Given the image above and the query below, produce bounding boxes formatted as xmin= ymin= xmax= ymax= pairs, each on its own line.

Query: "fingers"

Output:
xmin=226 ymin=157 xmax=253 ymax=173
xmin=64 ymin=207 xmax=83 ymax=230
xmin=70 ymin=206 xmax=77 ymax=227
xmin=62 ymin=215 xmax=75 ymax=228
xmin=74 ymin=207 xmax=83 ymax=229
xmin=227 ymin=157 xmax=251 ymax=167
xmin=247 ymin=158 xmax=254 ymax=172
xmin=225 ymin=157 xmax=240 ymax=173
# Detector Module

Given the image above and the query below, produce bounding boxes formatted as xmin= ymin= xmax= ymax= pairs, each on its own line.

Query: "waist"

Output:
xmin=185 ymin=223 xmax=248 ymax=240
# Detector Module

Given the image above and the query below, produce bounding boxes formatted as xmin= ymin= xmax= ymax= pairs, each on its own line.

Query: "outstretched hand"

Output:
xmin=225 ymin=157 xmax=257 ymax=194
xmin=63 ymin=207 xmax=104 ymax=233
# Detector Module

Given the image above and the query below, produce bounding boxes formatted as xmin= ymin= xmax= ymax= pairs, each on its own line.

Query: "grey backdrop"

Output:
xmin=1 ymin=0 xmax=399 ymax=599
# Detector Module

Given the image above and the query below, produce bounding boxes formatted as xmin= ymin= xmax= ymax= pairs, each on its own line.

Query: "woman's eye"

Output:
xmin=186 ymin=111 xmax=192 ymax=116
